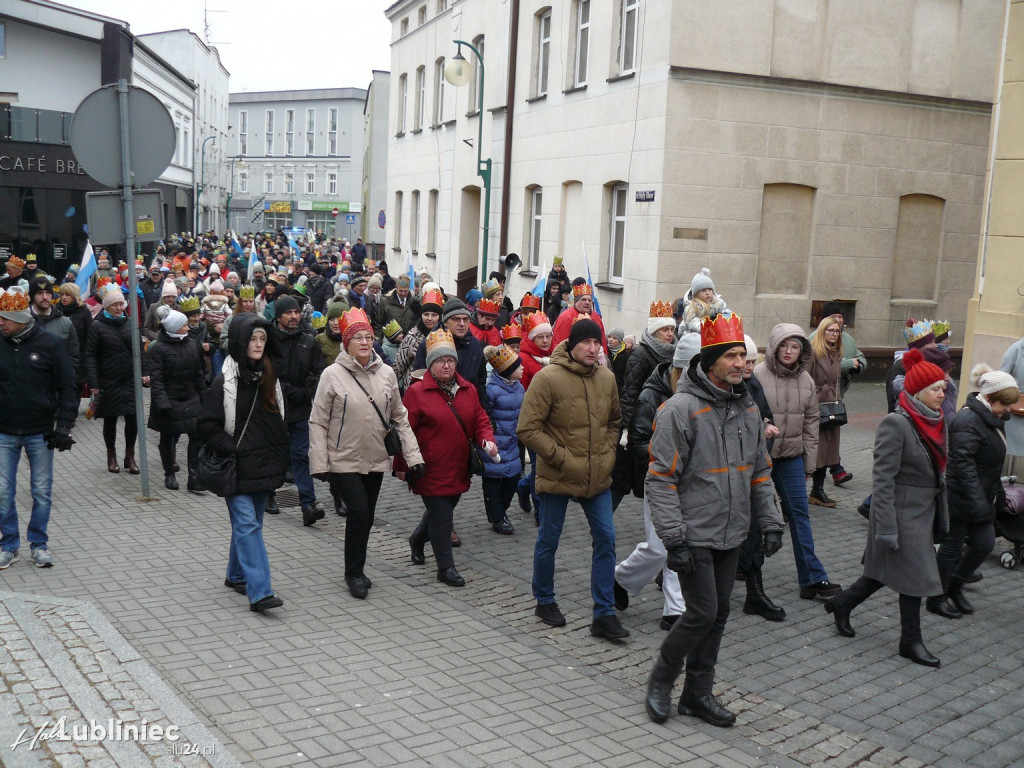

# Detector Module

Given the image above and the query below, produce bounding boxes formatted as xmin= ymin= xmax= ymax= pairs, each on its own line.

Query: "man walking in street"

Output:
xmin=269 ymin=294 xmax=326 ymax=525
xmin=517 ymin=318 xmax=627 ymax=642
xmin=644 ymin=313 xmax=784 ymax=727
xmin=28 ymin=276 xmax=79 ymax=372
xmin=0 ymin=288 xmax=77 ymax=569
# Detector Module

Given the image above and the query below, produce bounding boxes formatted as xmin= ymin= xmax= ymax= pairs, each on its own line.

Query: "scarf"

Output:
xmin=898 ymin=389 xmax=947 ymax=474
xmin=431 ymin=370 xmax=458 ymax=399
xmin=9 ymin=317 xmax=35 ymax=344
xmin=641 ymin=329 xmax=676 ymax=363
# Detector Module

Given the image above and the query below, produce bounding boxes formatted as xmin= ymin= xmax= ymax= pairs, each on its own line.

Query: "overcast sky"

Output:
xmin=64 ymin=0 xmax=393 ymax=92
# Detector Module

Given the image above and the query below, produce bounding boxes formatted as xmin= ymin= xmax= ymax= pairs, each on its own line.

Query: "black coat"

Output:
xmin=85 ymin=314 xmax=139 ymax=418
xmin=272 ymin=325 xmax=325 ymax=423
xmin=306 ymin=274 xmax=332 ymax=314
xmin=0 ymin=324 xmax=77 ymax=435
xmin=146 ymin=330 xmax=207 ymax=434
xmin=619 ymin=340 xmax=671 ymax=432
xmin=60 ymin=302 xmax=93 ymax=386
xmin=946 ymin=393 xmax=1007 ymax=524
xmin=617 ymin=362 xmax=675 ymax=498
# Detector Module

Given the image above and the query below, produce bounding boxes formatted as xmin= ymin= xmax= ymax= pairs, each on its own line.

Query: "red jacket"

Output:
xmin=551 ymin=306 xmax=607 ymax=353
xmin=518 ymin=335 xmax=551 ymax=392
xmin=469 ymin=321 xmax=502 ymax=348
xmin=399 ymin=371 xmax=495 ymax=497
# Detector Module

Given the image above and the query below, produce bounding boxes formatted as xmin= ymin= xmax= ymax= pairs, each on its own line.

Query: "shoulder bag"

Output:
xmin=197 ymin=393 xmax=257 ymax=497
xmin=344 ymin=368 xmax=403 ymax=457
xmin=442 ymin=390 xmax=486 ymax=475
xmin=818 ymin=400 xmax=848 ymax=429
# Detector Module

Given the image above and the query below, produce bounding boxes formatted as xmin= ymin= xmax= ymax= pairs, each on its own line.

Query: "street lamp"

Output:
xmin=196 ymin=135 xmax=216 ymax=234
xmin=226 ymin=154 xmax=246 ymax=233
xmin=445 ymin=40 xmax=490 ymax=286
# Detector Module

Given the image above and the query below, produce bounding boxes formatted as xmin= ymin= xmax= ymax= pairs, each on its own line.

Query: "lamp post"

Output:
xmin=445 ymin=40 xmax=490 ymax=286
xmin=195 ymin=135 xmax=216 ymax=234
xmin=225 ymin=154 xmax=245 ymax=233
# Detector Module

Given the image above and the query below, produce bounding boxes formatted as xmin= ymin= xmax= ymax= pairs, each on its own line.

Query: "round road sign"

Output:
xmin=378 ymin=209 xmax=387 ymax=229
xmin=332 ymin=207 xmax=340 ymax=217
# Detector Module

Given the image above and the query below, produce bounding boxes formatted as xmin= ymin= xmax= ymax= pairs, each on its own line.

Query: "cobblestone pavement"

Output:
xmin=1 ymin=381 xmax=1023 ymax=767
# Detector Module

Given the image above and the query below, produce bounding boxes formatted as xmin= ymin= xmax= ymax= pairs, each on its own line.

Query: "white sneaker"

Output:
xmin=30 ymin=548 xmax=53 ymax=568
xmin=0 ymin=550 xmax=20 ymax=569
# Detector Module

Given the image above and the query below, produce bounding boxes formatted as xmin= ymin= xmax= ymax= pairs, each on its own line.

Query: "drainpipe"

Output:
xmin=498 ymin=0 xmax=520 ymax=265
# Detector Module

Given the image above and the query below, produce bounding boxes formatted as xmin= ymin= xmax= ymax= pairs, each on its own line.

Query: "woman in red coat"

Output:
xmin=518 ymin=312 xmax=553 ymax=392
xmin=401 ymin=329 xmax=497 ymax=587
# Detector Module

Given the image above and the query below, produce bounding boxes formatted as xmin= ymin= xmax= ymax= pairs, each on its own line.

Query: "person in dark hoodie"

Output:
xmin=196 ymin=314 xmax=289 ymax=613
xmin=305 ymin=262 xmax=332 ymax=314
xmin=412 ymin=297 xmax=487 ymax=412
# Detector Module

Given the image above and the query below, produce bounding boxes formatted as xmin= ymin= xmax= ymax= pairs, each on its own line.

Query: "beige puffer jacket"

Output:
xmin=753 ymin=323 xmax=819 ymax=474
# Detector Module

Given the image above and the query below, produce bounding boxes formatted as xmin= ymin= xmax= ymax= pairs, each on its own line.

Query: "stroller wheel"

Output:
xmin=1000 ymin=551 xmax=1017 ymax=570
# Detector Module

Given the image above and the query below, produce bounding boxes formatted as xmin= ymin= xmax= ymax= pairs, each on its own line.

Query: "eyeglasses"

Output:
xmin=350 ymin=334 xmax=374 ymax=344
xmin=824 ymin=328 xmax=841 ymax=335
xmin=436 ymin=359 xmax=456 ymax=367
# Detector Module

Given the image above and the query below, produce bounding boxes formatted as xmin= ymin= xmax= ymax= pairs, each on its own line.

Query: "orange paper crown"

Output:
xmin=421 ymin=289 xmax=444 ymax=309
xmin=519 ymin=292 xmax=542 ymax=309
xmin=571 ymin=312 xmax=592 ymax=324
xmin=6 ymin=256 xmax=25 ymax=270
xmin=501 ymin=323 xmax=523 ymax=341
xmin=649 ymin=300 xmax=673 ymax=318
xmin=476 ymin=298 xmax=501 ymax=316
xmin=572 ymin=283 xmax=593 ymax=300
xmin=0 ymin=290 xmax=29 ymax=312
xmin=338 ymin=307 xmax=372 ymax=339
xmin=700 ymin=312 xmax=744 ymax=348
xmin=522 ymin=311 xmax=552 ymax=336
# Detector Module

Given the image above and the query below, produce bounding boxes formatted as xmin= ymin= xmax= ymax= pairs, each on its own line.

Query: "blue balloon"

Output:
xmin=83 ymin=224 xmax=89 ymax=234
xmin=64 ymin=206 xmax=76 ymax=217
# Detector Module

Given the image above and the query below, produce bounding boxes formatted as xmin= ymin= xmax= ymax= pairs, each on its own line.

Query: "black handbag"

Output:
xmin=344 ymin=368 xmax=402 ymax=457
xmin=443 ymin=392 xmax=486 ymax=475
xmin=197 ymin=394 xmax=257 ymax=497
xmin=818 ymin=400 xmax=848 ymax=429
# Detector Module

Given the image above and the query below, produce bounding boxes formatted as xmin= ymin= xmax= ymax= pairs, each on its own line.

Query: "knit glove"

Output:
xmin=662 ymin=537 xmax=695 ymax=578
xmin=875 ymin=532 xmax=899 ymax=552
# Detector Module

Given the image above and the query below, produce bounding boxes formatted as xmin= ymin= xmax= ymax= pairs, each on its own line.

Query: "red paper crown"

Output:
xmin=650 ymin=300 xmax=673 ymax=318
xmin=520 ymin=292 xmax=542 ymax=309
xmin=476 ymin=298 xmax=501 ymax=316
xmin=501 ymin=323 xmax=523 ymax=341
xmin=338 ymin=307 xmax=372 ymax=339
xmin=421 ymin=289 xmax=444 ymax=308
xmin=0 ymin=290 xmax=29 ymax=312
xmin=572 ymin=283 xmax=593 ymax=300
xmin=522 ymin=312 xmax=551 ymax=336
xmin=700 ymin=312 xmax=744 ymax=348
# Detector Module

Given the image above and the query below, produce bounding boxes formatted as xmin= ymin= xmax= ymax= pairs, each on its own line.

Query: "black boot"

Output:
xmin=947 ymin=578 xmax=974 ymax=615
xmin=808 ymin=484 xmax=837 ymax=508
xmin=925 ymin=595 xmax=962 ymax=619
xmin=899 ymin=594 xmax=939 ymax=667
xmin=164 ymin=473 xmax=179 ymax=490
xmin=742 ymin=570 xmax=786 ymax=621
xmin=899 ymin=640 xmax=940 ymax=667
xmin=825 ymin=596 xmax=855 ymax=637
xmin=645 ymin=653 xmax=679 ymax=724
xmin=265 ymin=492 xmax=280 ymax=515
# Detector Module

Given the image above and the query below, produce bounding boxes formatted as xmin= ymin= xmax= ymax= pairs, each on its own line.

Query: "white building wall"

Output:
xmin=0 ymin=18 xmax=102 ymax=112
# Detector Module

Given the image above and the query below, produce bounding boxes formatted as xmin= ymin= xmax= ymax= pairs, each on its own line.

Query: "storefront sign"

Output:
xmin=0 ymin=244 xmax=12 ymax=261
xmin=267 ymin=201 xmax=292 ymax=213
xmin=0 ymin=154 xmax=87 ymax=175
xmin=310 ymin=201 xmax=361 ymax=212
xmin=52 ymin=243 xmax=67 ymax=260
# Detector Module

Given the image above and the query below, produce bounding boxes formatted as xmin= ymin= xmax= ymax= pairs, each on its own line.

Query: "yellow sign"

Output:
xmin=268 ymin=201 xmax=292 ymax=213
xmin=136 ymin=217 xmax=155 ymax=235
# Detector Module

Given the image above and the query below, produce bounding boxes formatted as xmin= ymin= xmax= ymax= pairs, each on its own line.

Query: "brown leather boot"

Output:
xmin=123 ymin=452 xmax=140 ymax=475
xmin=107 ymin=448 xmax=120 ymax=473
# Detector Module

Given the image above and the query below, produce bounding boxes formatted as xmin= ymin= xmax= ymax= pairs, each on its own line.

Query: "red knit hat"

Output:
xmin=902 ymin=348 xmax=945 ymax=396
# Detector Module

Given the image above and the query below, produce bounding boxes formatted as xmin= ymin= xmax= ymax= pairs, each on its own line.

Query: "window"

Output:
xmin=239 ymin=134 xmax=247 ymax=155
xmin=284 ymin=171 xmax=294 ymax=194
xmin=527 ymin=187 xmax=543 ymax=270
xmin=574 ymin=0 xmax=591 ymax=87
xmin=411 ymin=190 xmax=421 ymax=251
xmin=418 ymin=5 xmax=427 ymax=25
xmin=0 ymin=23 xmax=6 ymax=59
xmin=397 ymin=73 xmax=408 ymax=134
xmin=285 ymin=109 xmax=294 ymax=155
xmin=400 ymin=17 xmax=409 ymax=36
xmin=428 ymin=189 xmax=439 ymax=253
xmin=328 ymin=108 xmax=338 ymax=155
xmin=608 ymin=183 xmax=627 ymax=283
xmin=394 ymin=191 xmax=404 ymax=249
xmin=305 ymin=172 xmax=315 ymax=194
xmin=238 ymin=110 xmax=248 ymax=155
xmin=183 ymin=128 xmax=190 ymax=168
xmin=434 ymin=59 xmax=446 ymax=125
xmin=328 ymin=172 xmax=337 ymax=195
xmin=414 ymin=66 xmax=426 ymax=130
xmin=437 ymin=0 xmax=448 ymax=12
xmin=536 ymin=10 xmax=551 ymax=96
xmin=470 ymin=36 xmax=484 ymax=113
xmin=756 ymin=184 xmax=814 ymax=295
xmin=265 ymin=110 xmax=274 ymax=155
xmin=265 ymin=171 xmax=274 ymax=194
xmin=306 ymin=108 xmax=315 ymax=155
xmin=618 ymin=0 xmax=639 ymax=74
xmin=238 ymin=170 xmax=248 ymax=194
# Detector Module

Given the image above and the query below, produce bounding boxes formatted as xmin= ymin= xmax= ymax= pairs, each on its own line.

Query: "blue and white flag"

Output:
xmin=531 ymin=261 xmax=546 ymax=297
xmin=229 ymin=230 xmax=242 ymax=257
xmin=76 ymin=240 xmax=96 ymax=296
xmin=287 ymin=233 xmax=300 ymax=261
xmin=581 ymin=243 xmax=601 ymax=316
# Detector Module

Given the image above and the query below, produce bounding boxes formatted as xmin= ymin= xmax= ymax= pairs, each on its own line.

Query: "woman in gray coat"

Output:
xmin=999 ymin=337 xmax=1024 ymax=475
xmin=824 ymin=349 xmax=948 ymax=667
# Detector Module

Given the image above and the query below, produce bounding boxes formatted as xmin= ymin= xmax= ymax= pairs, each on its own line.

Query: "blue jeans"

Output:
xmin=533 ymin=489 xmax=616 ymax=617
xmin=287 ymin=421 xmax=316 ymax=507
xmin=210 ymin=347 xmax=225 ymax=381
xmin=225 ymin=492 xmax=273 ymax=603
xmin=0 ymin=433 xmax=54 ymax=553
xmin=772 ymin=456 xmax=829 ymax=588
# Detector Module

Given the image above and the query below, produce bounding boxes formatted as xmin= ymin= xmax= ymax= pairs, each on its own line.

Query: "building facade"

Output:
xmin=385 ymin=0 xmax=1003 ymax=346
xmin=362 ymin=70 xmax=391 ymax=259
xmin=227 ymin=89 xmax=366 ymax=240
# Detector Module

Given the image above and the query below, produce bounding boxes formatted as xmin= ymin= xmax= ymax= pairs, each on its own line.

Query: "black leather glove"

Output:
xmin=762 ymin=531 xmax=783 ymax=558
xmin=662 ymin=537 xmax=695 ymax=578
xmin=46 ymin=426 xmax=75 ymax=452
xmin=312 ymin=472 xmax=329 ymax=483
xmin=408 ymin=463 xmax=426 ymax=480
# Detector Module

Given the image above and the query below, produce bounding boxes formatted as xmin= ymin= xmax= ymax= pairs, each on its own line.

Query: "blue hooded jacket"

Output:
xmin=483 ymin=370 xmax=524 ymax=478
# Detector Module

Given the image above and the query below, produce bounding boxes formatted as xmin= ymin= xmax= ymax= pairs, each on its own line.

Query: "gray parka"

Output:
xmin=645 ymin=358 xmax=783 ymax=549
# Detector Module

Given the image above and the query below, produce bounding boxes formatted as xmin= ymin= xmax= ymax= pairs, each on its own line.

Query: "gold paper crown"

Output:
xmin=0 ymin=289 xmax=29 ymax=312
xmin=425 ymin=328 xmax=456 ymax=356
xmin=904 ymin=318 xmax=934 ymax=346
xmin=485 ymin=344 xmax=519 ymax=374
xmin=6 ymin=256 xmax=25 ymax=270
xmin=552 ymin=256 xmax=564 ymax=267
xmin=311 ymin=312 xmax=327 ymax=330
xmin=383 ymin=319 xmax=403 ymax=340
xmin=482 ymin=278 xmax=502 ymax=298
xmin=476 ymin=298 xmax=501 ymax=316
xmin=239 ymin=285 xmax=255 ymax=300
xmin=650 ymin=300 xmax=673 ymax=318
xmin=501 ymin=323 xmax=523 ymax=340
xmin=700 ymin=312 xmax=744 ymax=348
xmin=179 ymin=296 xmax=201 ymax=314
xmin=519 ymin=292 xmax=542 ymax=309
xmin=572 ymin=283 xmax=593 ymax=300
xmin=25 ymin=254 xmax=38 ymax=264
xmin=338 ymin=307 xmax=372 ymax=339
xmin=929 ymin=319 xmax=951 ymax=340
xmin=522 ymin=312 xmax=551 ymax=336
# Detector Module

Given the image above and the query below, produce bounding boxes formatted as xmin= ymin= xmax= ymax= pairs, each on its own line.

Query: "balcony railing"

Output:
xmin=0 ymin=105 xmax=73 ymax=144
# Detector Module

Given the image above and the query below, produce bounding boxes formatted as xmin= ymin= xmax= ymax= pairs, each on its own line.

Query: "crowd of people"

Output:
xmin=0 ymin=231 xmax=1018 ymax=729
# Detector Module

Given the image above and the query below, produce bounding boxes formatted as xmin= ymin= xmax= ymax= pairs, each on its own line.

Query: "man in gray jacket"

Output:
xmin=643 ymin=313 xmax=784 ymax=728
xmin=29 ymin=277 xmax=79 ymax=373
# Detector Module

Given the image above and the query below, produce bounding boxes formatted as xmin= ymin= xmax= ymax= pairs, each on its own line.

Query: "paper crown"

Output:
xmin=522 ymin=312 xmax=551 ymax=336
xmin=700 ymin=312 xmax=745 ymax=349
xmin=552 ymin=256 xmax=564 ymax=267
xmin=485 ymin=344 xmax=520 ymax=374
xmin=383 ymin=319 xmax=403 ymax=340
xmin=928 ymin=319 xmax=951 ymax=342
xmin=650 ymin=300 xmax=673 ymax=318
xmin=572 ymin=312 xmax=592 ymax=324
xmin=0 ymin=289 xmax=29 ymax=312
xmin=6 ymin=256 xmax=25 ymax=269
xmin=425 ymin=328 xmax=456 ymax=358
xmin=519 ymin=292 xmax=542 ymax=309
xmin=135 ymin=259 xmax=144 ymax=267
xmin=572 ymin=283 xmax=593 ymax=300
xmin=25 ymin=254 xmax=38 ymax=264
xmin=338 ymin=307 xmax=372 ymax=339
xmin=482 ymin=278 xmax=502 ymax=298
xmin=501 ymin=323 xmax=523 ymax=341
xmin=239 ymin=285 xmax=255 ymax=300
xmin=421 ymin=289 xmax=444 ymax=309
xmin=96 ymin=277 xmax=113 ymax=290
xmin=476 ymin=298 xmax=501 ymax=316
xmin=311 ymin=312 xmax=327 ymax=330
xmin=179 ymin=296 xmax=201 ymax=315
xmin=904 ymin=318 xmax=935 ymax=348
xmin=365 ymin=259 xmax=377 ymax=268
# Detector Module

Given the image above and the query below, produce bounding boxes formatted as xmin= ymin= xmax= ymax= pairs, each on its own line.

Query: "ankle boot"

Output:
xmin=123 ymin=452 xmax=140 ymax=474
xmin=742 ymin=571 xmax=786 ymax=621
xmin=164 ymin=473 xmax=179 ymax=490
xmin=645 ymin=653 xmax=680 ymax=724
xmin=947 ymin=578 xmax=974 ymax=615
xmin=107 ymin=448 xmax=120 ymax=473
xmin=925 ymin=595 xmax=961 ymax=619
xmin=899 ymin=639 xmax=940 ymax=668
xmin=809 ymin=485 xmax=837 ymax=507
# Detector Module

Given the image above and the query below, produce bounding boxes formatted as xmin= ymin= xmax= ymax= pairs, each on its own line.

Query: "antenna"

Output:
xmin=203 ymin=0 xmax=229 ymax=45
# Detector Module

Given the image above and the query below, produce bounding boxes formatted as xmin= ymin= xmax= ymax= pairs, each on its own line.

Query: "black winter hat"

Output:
xmin=274 ymin=295 xmax=300 ymax=318
xmin=567 ymin=318 xmax=603 ymax=353
xmin=309 ymin=263 xmax=324 ymax=275
xmin=821 ymin=301 xmax=843 ymax=319
xmin=28 ymin=276 xmax=53 ymax=299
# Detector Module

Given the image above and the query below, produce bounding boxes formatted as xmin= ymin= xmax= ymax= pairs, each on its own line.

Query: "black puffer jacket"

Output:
xmin=946 ymin=393 xmax=1007 ymax=524
xmin=0 ymin=324 xmax=77 ymax=435
xmin=197 ymin=314 xmax=289 ymax=495
xmin=619 ymin=337 xmax=673 ymax=431
xmin=85 ymin=313 xmax=138 ymax=418
xmin=146 ymin=330 xmax=207 ymax=434
xmin=272 ymin=325 xmax=325 ymax=423
xmin=622 ymin=362 xmax=675 ymax=498
xmin=61 ymin=302 xmax=92 ymax=386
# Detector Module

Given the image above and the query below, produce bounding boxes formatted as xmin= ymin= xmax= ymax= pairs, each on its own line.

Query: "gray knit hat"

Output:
xmin=441 ymin=297 xmax=471 ymax=323
xmin=690 ymin=267 xmax=715 ymax=296
xmin=673 ymin=332 xmax=701 ymax=369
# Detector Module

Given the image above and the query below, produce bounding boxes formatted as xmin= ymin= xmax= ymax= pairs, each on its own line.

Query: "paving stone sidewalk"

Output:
xmin=1 ymin=381 xmax=1023 ymax=767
